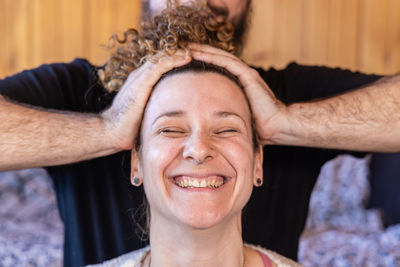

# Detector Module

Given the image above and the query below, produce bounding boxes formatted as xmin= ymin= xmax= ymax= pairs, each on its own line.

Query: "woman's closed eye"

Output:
xmin=214 ymin=128 xmax=239 ymax=137
xmin=158 ymin=127 xmax=187 ymax=137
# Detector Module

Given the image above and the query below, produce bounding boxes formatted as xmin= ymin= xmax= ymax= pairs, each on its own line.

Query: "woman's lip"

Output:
xmin=170 ymin=173 xmax=229 ymax=179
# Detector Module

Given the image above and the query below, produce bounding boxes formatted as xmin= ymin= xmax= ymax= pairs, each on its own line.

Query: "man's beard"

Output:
xmin=141 ymin=0 xmax=252 ymax=55
xmin=230 ymin=3 xmax=251 ymax=55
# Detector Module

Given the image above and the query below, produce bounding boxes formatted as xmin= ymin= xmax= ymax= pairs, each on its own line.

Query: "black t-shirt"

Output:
xmin=0 ymin=59 xmax=381 ymax=266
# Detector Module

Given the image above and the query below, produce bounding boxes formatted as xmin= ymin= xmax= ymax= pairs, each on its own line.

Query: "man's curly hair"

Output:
xmin=98 ymin=0 xmax=235 ymax=93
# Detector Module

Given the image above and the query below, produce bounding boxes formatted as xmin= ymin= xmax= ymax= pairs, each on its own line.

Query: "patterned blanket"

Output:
xmin=299 ymin=155 xmax=400 ymax=267
xmin=0 ymin=169 xmax=63 ymax=267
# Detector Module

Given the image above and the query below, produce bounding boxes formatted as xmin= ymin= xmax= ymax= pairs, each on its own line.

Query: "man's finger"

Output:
xmin=127 ymin=51 xmax=192 ymax=90
xmin=190 ymin=49 xmax=255 ymax=83
xmin=188 ymin=43 xmax=238 ymax=60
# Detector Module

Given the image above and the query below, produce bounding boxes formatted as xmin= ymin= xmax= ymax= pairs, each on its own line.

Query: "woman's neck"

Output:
xmin=148 ymin=214 xmax=245 ymax=267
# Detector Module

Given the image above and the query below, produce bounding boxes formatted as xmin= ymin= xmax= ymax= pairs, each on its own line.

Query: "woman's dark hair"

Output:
xmin=160 ymin=59 xmax=242 ymax=89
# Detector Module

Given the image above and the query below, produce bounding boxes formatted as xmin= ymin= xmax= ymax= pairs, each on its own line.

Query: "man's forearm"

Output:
xmin=0 ymin=95 xmax=119 ymax=171
xmin=272 ymin=75 xmax=400 ymax=152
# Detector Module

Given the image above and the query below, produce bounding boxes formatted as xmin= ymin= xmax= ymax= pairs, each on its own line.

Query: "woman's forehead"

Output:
xmin=145 ymin=72 xmax=251 ymax=122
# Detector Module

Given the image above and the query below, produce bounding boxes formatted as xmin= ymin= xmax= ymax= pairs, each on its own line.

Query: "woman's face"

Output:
xmin=131 ymin=71 xmax=263 ymax=229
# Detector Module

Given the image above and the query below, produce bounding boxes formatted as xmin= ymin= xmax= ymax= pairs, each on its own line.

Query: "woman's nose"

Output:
xmin=182 ymin=132 xmax=216 ymax=164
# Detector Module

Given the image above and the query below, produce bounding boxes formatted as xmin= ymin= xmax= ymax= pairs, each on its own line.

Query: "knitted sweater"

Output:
xmin=88 ymin=244 xmax=304 ymax=267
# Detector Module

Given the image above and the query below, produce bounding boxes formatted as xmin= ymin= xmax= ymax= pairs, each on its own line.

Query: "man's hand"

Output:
xmin=101 ymin=51 xmax=191 ymax=151
xmin=189 ymin=44 xmax=400 ymax=152
xmin=0 ymin=51 xmax=191 ymax=171
xmin=189 ymin=43 xmax=287 ymax=145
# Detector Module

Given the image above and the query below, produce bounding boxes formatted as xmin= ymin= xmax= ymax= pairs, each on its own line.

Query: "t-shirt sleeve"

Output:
xmin=256 ymin=62 xmax=382 ymax=104
xmin=0 ymin=58 xmax=102 ymax=112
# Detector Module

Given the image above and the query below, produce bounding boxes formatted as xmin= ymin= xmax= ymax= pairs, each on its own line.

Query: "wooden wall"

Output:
xmin=242 ymin=0 xmax=400 ymax=75
xmin=1 ymin=0 xmax=400 ymax=78
xmin=0 ymin=0 xmax=141 ymax=78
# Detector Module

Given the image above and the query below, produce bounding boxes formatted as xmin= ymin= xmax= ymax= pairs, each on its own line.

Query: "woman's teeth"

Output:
xmin=174 ymin=177 xmax=224 ymax=188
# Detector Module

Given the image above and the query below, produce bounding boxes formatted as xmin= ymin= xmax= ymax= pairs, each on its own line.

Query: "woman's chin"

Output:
xmin=167 ymin=179 xmax=236 ymax=229
xmin=164 ymin=197 xmax=243 ymax=232
xmin=176 ymin=209 xmax=228 ymax=230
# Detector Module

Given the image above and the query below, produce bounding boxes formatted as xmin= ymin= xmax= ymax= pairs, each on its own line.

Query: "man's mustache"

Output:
xmin=207 ymin=2 xmax=229 ymax=19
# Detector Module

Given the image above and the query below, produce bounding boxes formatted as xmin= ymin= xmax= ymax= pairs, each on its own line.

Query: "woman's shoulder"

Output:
xmin=245 ymin=244 xmax=305 ymax=267
xmin=86 ymin=246 xmax=150 ymax=267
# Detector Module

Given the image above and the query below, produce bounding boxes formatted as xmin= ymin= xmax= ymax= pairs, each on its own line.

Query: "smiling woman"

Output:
xmin=135 ymin=70 xmax=258 ymax=232
xmin=89 ymin=2 xmax=302 ymax=267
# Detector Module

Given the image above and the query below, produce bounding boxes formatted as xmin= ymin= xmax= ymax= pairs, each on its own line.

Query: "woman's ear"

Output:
xmin=253 ymin=145 xmax=264 ymax=187
xmin=131 ymin=149 xmax=143 ymax=186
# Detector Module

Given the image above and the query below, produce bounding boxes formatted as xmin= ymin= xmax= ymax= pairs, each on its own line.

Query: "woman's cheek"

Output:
xmin=141 ymin=139 xmax=181 ymax=194
xmin=215 ymin=137 xmax=254 ymax=162
xmin=144 ymin=137 xmax=182 ymax=163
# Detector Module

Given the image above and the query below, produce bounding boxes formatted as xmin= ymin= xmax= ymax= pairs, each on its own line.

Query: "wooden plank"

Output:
xmin=5 ymin=0 xmax=15 ymax=74
xmin=31 ymin=0 xmax=41 ymax=66
xmin=38 ymin=0 xmax=59 ymax=65
xmin=88 ymin=0 xmax=114 ymax=65
xmin=11 ymin=0 xmax=29 ymax=74
xmin=61 ymin=0 xmax=85 ymax=62
xmin=274 ymin=0 xmax=304 ymax=68
xmin=25 ymin=0 xmax=34 ymax=70
xmin=384 ymin=0 xmax=400 ymax=74
xmin=326 ymin=0 xmax=342 ymax=68
xmin=327 ymin=0 xmax=360 ymax=71
xmin=358 ymin=0 xmax=388 ymax=74
xmin=0 ymin=0 xmax=9 ymax=77
xmin=82 ymin=0 xmax=92 ymax=58
xmin=3 ymin=0 xmax=36 ymax=76
xmin=336 ymin=0 xmax=359 ymax=71
xmin=242 ymin=0 xmax=276 ymax=68
xmin=301 ymin=0 xmax=330 ymax=65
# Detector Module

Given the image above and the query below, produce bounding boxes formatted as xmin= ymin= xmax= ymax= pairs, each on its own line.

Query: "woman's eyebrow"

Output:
xmin=152 ymin=110 xmax=185 ymax=125
xmin=214 ymin=111 xmax=247 ymax=126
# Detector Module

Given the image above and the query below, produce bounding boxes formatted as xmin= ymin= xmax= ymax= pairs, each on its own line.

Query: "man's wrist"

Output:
xmin=100 ymin=109 xmax=137 ymax=152
xmin=257 ymin=105 xmax=293 ymax=146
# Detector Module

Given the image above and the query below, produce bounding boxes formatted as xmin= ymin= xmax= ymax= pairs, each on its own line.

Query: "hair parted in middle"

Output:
xmin=98 ymin=0 xmax=236 ymax=93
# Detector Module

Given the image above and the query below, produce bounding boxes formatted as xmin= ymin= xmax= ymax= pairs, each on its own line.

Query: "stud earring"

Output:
xmin=256 ymin=178 xmax=263 ymax=187
xmin=132 ymin=177 xmax=143 ymax=187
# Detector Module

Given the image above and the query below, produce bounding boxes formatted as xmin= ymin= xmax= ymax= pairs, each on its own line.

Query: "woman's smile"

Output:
xmin=172 ymin=174 xmax=227 ymax=189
